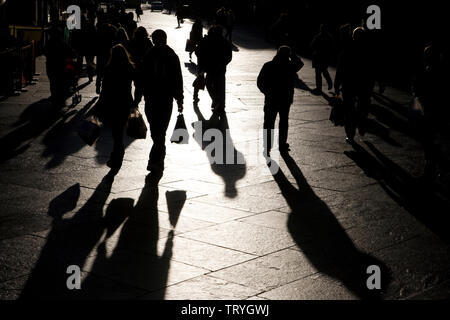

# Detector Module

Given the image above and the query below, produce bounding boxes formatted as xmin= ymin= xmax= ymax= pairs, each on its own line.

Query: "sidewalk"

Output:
xmin=1 ymin=11 xmax=450 ymax=300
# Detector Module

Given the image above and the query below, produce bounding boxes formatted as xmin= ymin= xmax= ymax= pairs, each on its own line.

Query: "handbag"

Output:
xmin=329 ymin=94 xmax=345 ymax=126
xmin=126 ymin=108 xmax=147 ymax=139
xmin=170 ymin=113 xmax=189 ymax=144
xmin=192 ymin=74 xmax=205 ymax=90
xmin=185 ymin=39 xmax=195 ymax=52
xmin=78 ymin=115 xmax=101 ymax=146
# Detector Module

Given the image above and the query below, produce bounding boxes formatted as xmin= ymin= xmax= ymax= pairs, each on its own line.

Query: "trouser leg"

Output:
xmin=315 ymin=68 xmax=322 ymax=90
xmin=323 ymin=68 xmax=332 ymax=89
xmin=263 ymin=103 xmax=278 ymax=154
xmin=343 ymin=93 xmax=357 ymax=140
xmin=278 ymin=104 xmax=291 ymax=149
xmin=145 ymin=100 xmax=173 ymax=170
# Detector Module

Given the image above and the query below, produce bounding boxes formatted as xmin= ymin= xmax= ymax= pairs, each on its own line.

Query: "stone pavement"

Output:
xmin=1 ymin=11 xmax=450 ymax=300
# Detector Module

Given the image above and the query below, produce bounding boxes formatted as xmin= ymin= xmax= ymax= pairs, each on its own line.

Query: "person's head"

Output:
xmin=127 ymin=12 xmax=134 ymax=21
xmin=352 ymin=26 xmax=365 ymax=42
xmin=151 ymin=29 xmax=167 ymax=46
xmin=116 ymin=27 xmax=129 ymax=43
xmin=133 ymin=26 xmax=148 ymax=41
xmin=276 ymin=45 xmax=291 ymax=61
xmin=208 ymin=25 xmax=223 ymax=38
xmin=107 ymin=44 xmax=134 ymax=68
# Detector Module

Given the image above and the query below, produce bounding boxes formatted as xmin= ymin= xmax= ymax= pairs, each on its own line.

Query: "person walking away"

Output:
xmin=135 ymin=29 xmax=184 ymax=175
xmin=257 ymin=46 xmax=304 ymax=156
xmin=413 ymin=45 xmax=447 ymax=183
xmin=99 ymin=44 xmax=136 ymax=169
xmin=311 ymin=24 xmax=334 ymax=94
xmin=334 ymin=27 xmax=376 ymax=144
xmin=195 ymin=25 xmax=232 ymax=121
xmin=95 ymin=23 xmax=118 ymax=94
xmin=136 ymin=2 xmax=143 ymax=21
xmin=116 ymin=27 xmax=130 ymax=50
xmin=189 ymin=19 xmax=203 ymax=61
xmin=45 ymin=26 xmax=76 ymax=109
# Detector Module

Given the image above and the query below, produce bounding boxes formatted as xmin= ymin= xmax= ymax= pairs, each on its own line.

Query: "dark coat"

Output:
xmin=138 ymin=44 xmax=184 ymax=103
xmin=257 ymin=54 xmax=304 ymax=105
xmin=195 ymin=33 xmax=232 ymax=75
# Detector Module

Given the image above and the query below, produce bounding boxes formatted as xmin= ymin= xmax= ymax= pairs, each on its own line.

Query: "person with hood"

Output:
xmin=257 ymin=45 xmax=304 ymax=156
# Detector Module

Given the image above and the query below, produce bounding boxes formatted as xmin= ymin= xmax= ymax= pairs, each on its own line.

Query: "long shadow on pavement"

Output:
xmin=271 ymin=153 xmax=391 ymax=299
xmin=192 ymin=104 xmax=246 ymax=198
xmin=81 ymin=172 xmax=181 ymax=299
xmin=346 ymin=141 xmax=450 ymax=244
xmin=0 ymin=98 xmax=63 ymax=163
xmin=20 ymin=170 xmax=118 ymax=299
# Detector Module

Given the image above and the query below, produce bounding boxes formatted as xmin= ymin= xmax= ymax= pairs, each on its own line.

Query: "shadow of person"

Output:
xmin=41 ymin=97 xmax=98 ymax=169
xmin=270 ymin=153 xmax=391 ymax=299
xmin=192 ymin=109 xmax=246 ymax=198
xmin=80 ymin=172 xmax=177 ymax=299
xmin=19 ymin=170 xmax=117 ymax=299
xmin=0 ymin=98 xmax=64 ymax=162
xmin=346 ymin=141 xmax=450 ymax=244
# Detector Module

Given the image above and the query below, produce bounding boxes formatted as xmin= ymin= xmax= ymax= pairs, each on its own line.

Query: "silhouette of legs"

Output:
xmin=206 ymin=72 xmax=226 ymax=119
xmin=145 ymin=100 xmax=173 ymax=173
xmin=314 ymin=67 xmax=333 ymax=92
xmin=108 ymin=115 xmax=127 ymax=169
xmin=263 ymin=103 xmax=291 ymax=154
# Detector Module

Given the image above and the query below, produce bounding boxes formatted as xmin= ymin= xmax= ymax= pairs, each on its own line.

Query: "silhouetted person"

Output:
xmin=311 ymin=24 xmax=334 ymax=93
xmin=189 ymin=19 xmax=203 ymax=61
xmin=176 ymin=3 xmax=184 ymax=28
xmin=100 ymin=44 xmax=136 ymax=169
xmin=334 ymin=27 xmax=376 ymax=144
xmin=135 ymin=2 xmax=143 ymax=21
xmin=195 ymin=25 xmax=232 ymax=120
xmin=269 ymin=13 xmax=291 ymax=48
xmin=413 ymin=45 xmax=447 ymax=182
xmin=215 ymin=7 xmax=235 ymax=41
xmin=257 ymin=46 xmax=304 ymax=156
xmin=129 ymin=27 xmax=154 ymax=67
xmin=116 ymin=27 xmax=130 ymax=50
xmin=96 ymin=23 xmax=118 ymax=94
xmin=44 ymin=26 xmax=76 ymax=109
xmin=125 ymin=12 xmax=138 ymax=41
xmin=71 ymin=14 xmax=97 ymax=82
xmin=135 ymin=29 xmax=184 ymax=174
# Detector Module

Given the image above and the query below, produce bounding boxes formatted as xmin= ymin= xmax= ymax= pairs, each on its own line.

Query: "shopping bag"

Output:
xmin=170 ymin=113 xmax=189 ymax=144
xmin=192 ymin=74 xmax=205 ymax=90
xmin=329 ymin=94 xmax=345 ymax=126
xmin=126 ymin=108 xmax=147 ymax=139
xmin=78 ymin=115 xmax=101 ymax=146
xmin=185 ymin=39 xmax=195 ymax=52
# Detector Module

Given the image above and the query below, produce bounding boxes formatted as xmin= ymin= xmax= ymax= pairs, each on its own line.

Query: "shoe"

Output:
xmin=328 ymin=83 xmax=333 ymax=91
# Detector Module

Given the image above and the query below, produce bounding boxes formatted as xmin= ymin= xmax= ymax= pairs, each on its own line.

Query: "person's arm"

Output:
xmin=173 ymin=54 xmax=184 ymax=112
xmin=290 ymin=52 xmax=304 ymax=72
xmin=257 ymin=63 xmax=268 ymax=94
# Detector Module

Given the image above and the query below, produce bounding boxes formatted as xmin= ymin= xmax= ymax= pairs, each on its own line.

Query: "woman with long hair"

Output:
xmin=100 ymin=44 xmax=136 ymax=169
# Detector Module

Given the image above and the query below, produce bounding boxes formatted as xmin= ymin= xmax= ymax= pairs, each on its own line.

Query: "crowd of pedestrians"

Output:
xmin=43 ymin=4 xmax=448 ymax=184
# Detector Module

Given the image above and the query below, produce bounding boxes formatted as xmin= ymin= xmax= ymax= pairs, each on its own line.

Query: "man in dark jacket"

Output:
xmin=195 ymin=25 xmax=232 ymax=121
xmin=135 ymin=29 xmax=184 ymax=174
xmin=257 ymin=46 xmax=304 ymax=156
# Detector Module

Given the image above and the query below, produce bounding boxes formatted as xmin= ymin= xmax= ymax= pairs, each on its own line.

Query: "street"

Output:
xmin=1 ymin=10 xmax=450 ymax=300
